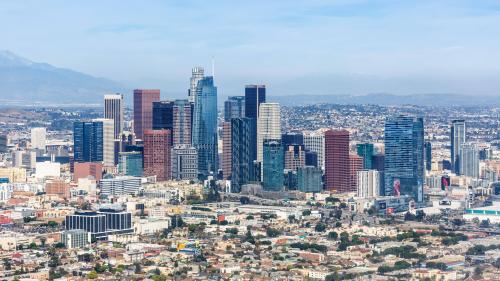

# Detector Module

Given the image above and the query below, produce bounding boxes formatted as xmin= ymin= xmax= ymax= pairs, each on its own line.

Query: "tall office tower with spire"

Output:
xmin=257 ymin=103 xmax=281 ymax=165
xmin=450 ymin=120 xmax=466 ymax=174
xmin=384 ymin=116 xmax=424 ymax=202
xmin=231 ymin=117 xmax=252 ymax=192
xmin=172 ymin=99 xmax=192 ymax=146
xmin=143 ymin=129 xmax=171 ymax=181
xmin=222 ymin=96 xmax=246 ymax=179
xmin=104 ymin=94 xmax=124 ymax=139
xmin=304 ymin=131 xmax=325 ymax=170
xmin=133 ymin=89 xmax=160 ymax=139
xmin=192 ymin=76 xmax=218 ymax=178
xmin=245 ymin=85 xmax=266 ymax=162
xmin=324 ymin=130 xmax=350 ymax=193
xmin=459 ymin=143 xmax=479 ymax=178
xmin=188 ymin=67 xmax=204 ymax=103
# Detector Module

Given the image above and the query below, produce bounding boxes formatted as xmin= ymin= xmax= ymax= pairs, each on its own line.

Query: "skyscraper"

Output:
xmin=222 ymin=121 xmax=232 ymax=179
xmin=118 ymin=151 xmax=143 ymax=177
xmin=224 ymin=96 xmax=245 ymax=122
xmin=356 ymin=143 xmax=374 ymax=170
xmin=92 ymin=118 xmax=114 ymax=167
xmin=192 ymin=76 xmax=218 ymax=178
xmin=357 ymin=170 xmax=380 ymax=198
xmin=297 ymin=166 xmax=323 ymax=193
xmin=282 ymin=132 xmax=304 ymax=148
xmin=324 ymin=130 xmax=350 ymax=193
xmin=152 ymin=101 xmax=174 ymax=131
xmin=133 ymin=89 xmax=160 ymax=139
xmin=245 ymin=85 xmax=266 ymax=162
xmin=171 ymin=145 xmax=198 ymax=180
xmin=284 ymin=144 xmax=306 ymax=171
xmin=257 ymin=103 xmax=281 ymax=164
xmin=262 ymin=139 xmax=283 ymax=191
xmin=450 ymin=120 xmax=466 ymax=174
xmin=104 ymin=94 xmax=124 ymax=139
xmin=188 ymin=67 xmax=204 ymax=103
xmin=349 ymin=154 xmax=363 ymax=192
xmin=424 ymin=141 xmax=432 ymax=171
xmin=74 ymin=121 xmax=104 ymax=163
xmin=143 ymin=129 xmax=171 ymax=181
xmin=31 ymin=127 xmax=46 ymax=151
xmin=304 ymin=132 xmax=325 ymax=170
xmin=231 ymin=117 xmax=252 ymax=193
xmin=384 ymin=116 xmax=424 ymax=202
xmin=172 ymin=99 xmax=192 ymax=146
xmin=459 ymin=143 xmax=479 ymax=178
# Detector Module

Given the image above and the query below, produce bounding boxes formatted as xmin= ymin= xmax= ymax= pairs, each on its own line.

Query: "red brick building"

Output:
xmin=144 ymin=129 xmax=171 ymax=181
xmin=324 ymin=130 xmax=350 ymax=192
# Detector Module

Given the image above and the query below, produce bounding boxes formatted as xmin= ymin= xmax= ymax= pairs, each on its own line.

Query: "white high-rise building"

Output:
xmin=93 ymin=118 xmax=115 ymax=167
xmin=31 ymin=127 xmax=46 ymax=151
xmin=357 ymin=170 xmax=380 ymax=198
xmin=257 ymin=103 xmax=281 ymax=164
xmin=188 ymin=67 xmax=204 ymax=103
xmin=304 ymin=131 xmax=325 ymax=170
xmin=459 ymin=143 xmax=479 ymax=178
xmin=104 ymin=94 xmax=124 ymax=139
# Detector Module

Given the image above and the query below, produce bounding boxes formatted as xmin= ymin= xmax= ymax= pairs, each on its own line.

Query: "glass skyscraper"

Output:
xmin=244 ymin=85 xmax=266 ymax=163
xmin=192 ymin=76 xmax=218 ymax=178
xmin=451 ymin=120 xmax=466 ymax=174
xmin=73 ymin=121 xmax=104 ymax=163
xmin=262 ymin=139 xmax=283 ymax=191
xmin=224 ymin=96 xmax=245 ymax=122
xmin=459 ymin=143 xmax=479 ymax=178
xmin=384 ymin=116 xmax=424 ymax=202
xmin=424 ymin=141 xmax=432 ymax=171
xmin=356 ymin=143 xmax=374 ymax=170
xmin=118 ymin=151 xmax=143 ymax=177
xmin=231 ymin=117 xmax=252 ymax=193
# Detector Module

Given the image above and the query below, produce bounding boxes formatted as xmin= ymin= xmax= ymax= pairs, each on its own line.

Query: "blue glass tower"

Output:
xmin=73 ymin=121 xmax=103 ymax=163
xmin=244 ymin=85 xmax=266 ymax=163
xmin=424 ymin=141 xmax=432 ymax=171
xmin=118 ymin=151 xmax=143 ymax=177
xmin=262 ymin=139 xmax=283 ymax=191
xmin=231 ymin=117 xmax=252 ymax=193
xmin=356 ymin=143 xmax=374 ymax=170
xmin=192 ymin=76 xmax=218 ymax=178
xmin=384 ymin=116 xmax=424 ymax=202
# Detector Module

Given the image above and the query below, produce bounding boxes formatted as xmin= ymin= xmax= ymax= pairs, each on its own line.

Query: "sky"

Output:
xmin=1 ymin=0 xmax=500 ymax=98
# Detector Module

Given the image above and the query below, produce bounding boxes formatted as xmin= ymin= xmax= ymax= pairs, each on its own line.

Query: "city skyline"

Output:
xmin=1 ymin=1 xmax=500 ymax=99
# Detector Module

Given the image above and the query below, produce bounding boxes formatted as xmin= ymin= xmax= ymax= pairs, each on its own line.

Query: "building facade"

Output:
xmin=118 ymin=151 xmax=143 ymax=177
xmin=172 ymin=99 xmax=192 ymax=146
xmin=100 ymin=176 xmax=141 ymax=196
xmin=104 ymin=94 xmax=124 ymax=139
xmin=324 ymin=130 xmax=350 ymax=193
xmin=384 ymin=116 xmax=424 ymax=202
xmin=262 ymin=139 xmax=283 ymax=191
xmin=244 ymin=85 xmax=266 ymax=163
xmin=459 ymin=143 xmax=479 ymax=178
xmin=31 ymin=127 xmax=46 ymax=151
xmin=257 ymin=103 xmax=281 ymax=165
xmin=171 ymin=145 xmax=198 ymax=180
xmin=143 ymin=129 xmax=171 ymax=181
xmin=133 ymin=89 xmax=160 ymax=139
xmin=304 ymin=132 xmax=325 ymax=170
xmin=297 ymin=166 xmax=323 ymax=193
xmin=231 ymin=117 xmax=252 ymax=193
xmin=357 ymin=170 xmax=380 ymax=198
xmin=356 ymin=143 xmax=374 ymax=170
xmin=450 ymin=120 xmax=466 ymax=174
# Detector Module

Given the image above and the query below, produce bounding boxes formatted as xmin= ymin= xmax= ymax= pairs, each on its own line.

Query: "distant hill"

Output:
xmin=269 ymin=93 xmax=500 ymax=107
xmin=0 ymin=50 xmax=128 ymax=105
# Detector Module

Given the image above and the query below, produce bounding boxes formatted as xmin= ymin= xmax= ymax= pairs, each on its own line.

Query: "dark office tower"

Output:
xmin=305 ymin=151 xmax=318 ymax=168
xmin=262 ymin=140 xmax=283 ymax=191
xmin=356 ymin=143 xmax=374 ymax=170
xmin=384 ymin=116 xmax=424 ymax=202
xmin=0 ymin=134 xmax=7 ymax=153
xmin=450 ymin=120 xmax=466 ymax=174
xmin=371 ymin=154 xmax=385 ymax=195
xmin=173 ymin=99 xmax=192 ymax=146
xmin=143 ymin=129 xmax=171 ymax=181
xmin=152 ymin=101 xmax=174 ymax=131
xmin=282 ymin=132 xmax=304 ymax=147
xmin=424 ymin=141 xmax=432 ymax=171
xmin=349 ymin=154 xmax=363 ymax=191
xmin=104 ymin=94 xmax=124 ymax=139
xmin=222 ymin=121 xmax=232 ymax=179
xmin=133 ymin=89 xmax=160 ymax=139
xmin=192 ymin=76 xmax=218 ymax=178
xmin=324 ymin=130 xmax=350 ymax=193
xmin=245 ymin=85 xmax=266 ymax=162
xmin=231 ymin=118 xmax=252 ymax=193
xmin=224 ymin=96 xmax=245 ymax=122
xmin=73 ymin=121 xmax=103 ymax=163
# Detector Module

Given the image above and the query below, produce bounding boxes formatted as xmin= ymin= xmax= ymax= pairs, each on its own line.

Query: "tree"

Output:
xmin=473 ymin=266 xmax=483 ymax=277
xmin=302 ymin=209 xmax=311 ymax=216
xmin=288 ymin=215 xmax=296 ymax=223
xmin=87 ymin=271 xmax=98 ymax=279
xmin=266 ymin=227 xmax=282 ymax=238
xmin=47 ymin=221 xmax=59 ymax=228
xmin=328 ymin=231 xmax=338 ymax=240
xmin=315 ymin=223 xmax=327 ymax=232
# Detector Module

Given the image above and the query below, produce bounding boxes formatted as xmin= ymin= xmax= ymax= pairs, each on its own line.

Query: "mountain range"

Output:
xmin=0 ymin=50 xmax=497 ymax=107
xmin=0 ymin=50 xmax=127 ymax=106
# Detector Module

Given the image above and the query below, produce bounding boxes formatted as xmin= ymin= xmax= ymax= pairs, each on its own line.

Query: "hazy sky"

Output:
xmin=2 ymin=0 xmax=500 ymax=98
